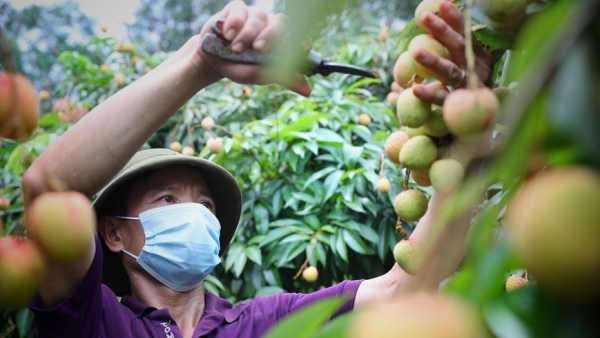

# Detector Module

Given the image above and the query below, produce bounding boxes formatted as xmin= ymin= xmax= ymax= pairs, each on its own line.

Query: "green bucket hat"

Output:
xmin=92 ymin=148 xmax=242 ymax=296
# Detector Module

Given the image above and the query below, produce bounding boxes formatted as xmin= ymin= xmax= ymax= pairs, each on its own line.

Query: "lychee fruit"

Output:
xmin=358 ymin=113 xmax=372 ymax=126
xmin=302 ymin=266 xmax=318 ymax=282
xmin=408 ymin=34 xmax=449 ymax=78
xmin=376 ymin=178 xmax=391 ymax=193
xmin=207 ymin=137 xmax=223 ymax=154
xmin=348 ymin=292 xmax=488 ymax=338
xmin=181 ymin=146 xmax=195 ymax=156
xmin=393 ymin=52 xmax=424 ymax=89
xmin=26 ymin=191 xmax=96 ymax=262
xmin=393 ymin=189 xmax=429 ymax=222
xmin=422 ymin=104 xmax=450 ymax=137
xmin=429 ymin=158 xmax=464 ymax=194
xmin=0 ymin=72 xmax=40 ymax=140
xmin=396 ymin=88 xmax=431 ymax=128
xmin=384 ymin=131 xmax=410 ymax=165
xmin=399 ymin=135 xmax=438 ymax=170
xmin=113 ymin=73 xmax=125 ymax=86
xmin=201 ymin=116 xmax=215 ymax=130
xmin=387 ymin=91 xmax=399 ymax=106
xmin=505 ymin=166 xmax=600 ymax=300
xmin=443 ymin=88 xmax=498 ymax=139
xmin=505 ymin=274 xmax=529 ymax=292
xmin=169 ymin=141 xmax=182 ymax=152
xmin=391 ymin=81 xmax=403 ymax=93
xmin=415 ymin=0 xmax=450 ymax=29
xmin=0 ymin=236 xmax=47 ymax=309
xmin=393 ymin=239 xmax=425 ymax=275
xmin=39 ymin=90 xmax=50 ymax=102
xmin=411 ymin=169 xmax=432 ymax=187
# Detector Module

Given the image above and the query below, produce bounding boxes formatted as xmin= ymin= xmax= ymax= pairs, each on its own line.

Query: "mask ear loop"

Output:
xmin=112 ymin=216 xmax=141 ymax=259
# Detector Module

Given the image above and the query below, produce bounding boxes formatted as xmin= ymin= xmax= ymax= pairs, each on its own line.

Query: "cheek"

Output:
xmin=124 ymin=223 xmax=147 ymax=254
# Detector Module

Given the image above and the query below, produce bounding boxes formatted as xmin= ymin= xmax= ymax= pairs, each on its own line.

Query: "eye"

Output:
xmin=160 ymin=195 xmax=175 ymax=203
xmin=201 ymin=200 xmax=214 ymax=210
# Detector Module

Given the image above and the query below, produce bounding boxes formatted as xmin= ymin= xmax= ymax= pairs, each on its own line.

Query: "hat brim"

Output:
xmin=92 ymin=148 xmax=242 ymax=296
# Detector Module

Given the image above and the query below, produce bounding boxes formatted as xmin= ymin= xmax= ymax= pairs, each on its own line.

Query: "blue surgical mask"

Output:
xmin=115 ymin=203 xmax=221 ymax=292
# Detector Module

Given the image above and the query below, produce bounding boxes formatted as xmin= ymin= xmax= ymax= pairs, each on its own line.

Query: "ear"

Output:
xmin=98 ymin=216 xmax=125 ymax=253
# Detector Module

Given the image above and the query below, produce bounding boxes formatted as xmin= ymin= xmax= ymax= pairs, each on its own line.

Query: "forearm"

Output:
xmin=395 ymin=192 xmax=474 ymax=291
xmin=23 ymin=50 xmax=219 ymax=204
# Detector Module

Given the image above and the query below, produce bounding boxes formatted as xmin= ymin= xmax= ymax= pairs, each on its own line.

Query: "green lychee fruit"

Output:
xmin=399 ymin=135 xmax=438 ymax=170
xmin=414 ymin=0 xmax=449 ymax=29
xmin=505 ymin=166 xmax=600 ymax=301
xmin=476 ymin=0 xmax=527 ymax=21
xmin=487 ymin=13 xmax=526 ymax=33
xmin=505 ymin=274 xmax=529 ymax=292
xmin=411 ymin=169 xmax=431 ymax=187
xmin=393 ymin=52 xmax=423 ymax=89
xmin=397 ymin=88 xmax=432 ymax=128
xmin=376 ymin=178 xmax=391 ymax=193
xmin=393 ymin=239 xmax=425 ymax=275
xmin=443 ymin=88 xmax=498 ymax=139
xmin=405 ymin=126 xmax=428 ymax=138
xmin=393 ymin=189 xmax=429 ymax=222
xmin=408 ymin=35 xmax=449 ymax=78
xmin=384 ymin=131 xmax=410 ymax=165
xmin=429 ymin=159 xmax=464 ymax=194
xmin=422 ymin=105 xmax=450 ymax=137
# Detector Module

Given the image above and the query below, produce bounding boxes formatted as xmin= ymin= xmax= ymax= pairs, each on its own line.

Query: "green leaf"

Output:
xmin=232 ymin=249 xmax=248 ymax=278
xmin=334 ymin=229 xmax=348 ymax=262
xmin=323 ymin=170 xmax=344 ymax=202
xmin=342 ymin=229 xmax=371 ymax=255
xmin=313 ymin=128 xmax=346 ymax=144
xmin=303 ymin=166 xmax=336 ymax=190
xmin=259 ymin=227 xmax=291 ymax=247
xmin=276 ymin=241 xmax=308 ymax=267
xmin=263 ymin=297 xmax=348 ymax=338
xmin=254 ymin=204 xmax=270 ymax=235
xmin=279 ymin=233 xmax=312 ymax=244
xmin=244 ymin=245 xmax=262 ymax=266
xmin=224 ymin=242 xmax=245 ymax=271
xmin=312 ymin=312 xmax=353 ymax=338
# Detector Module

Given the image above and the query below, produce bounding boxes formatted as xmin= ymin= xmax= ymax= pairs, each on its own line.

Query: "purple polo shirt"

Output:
xmin=29 ymin=236 xmax=362 ymax=337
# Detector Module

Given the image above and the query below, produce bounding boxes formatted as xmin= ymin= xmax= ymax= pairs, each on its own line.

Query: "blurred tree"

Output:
xmin=0 ymin=1 xmax=97 ymax=91
xmin=126 ymin=0 xmax=232 ymax=54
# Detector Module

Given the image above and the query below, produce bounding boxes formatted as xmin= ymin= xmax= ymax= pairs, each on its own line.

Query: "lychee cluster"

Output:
xmin=380 ymin=0 xmax=507 ymax=276
xmin=168 ymin=116 xmax=223 ymax=156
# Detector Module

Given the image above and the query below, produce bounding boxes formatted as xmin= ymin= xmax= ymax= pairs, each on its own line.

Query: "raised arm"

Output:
xmin=22 ymin=1 xmax=307 ymax=308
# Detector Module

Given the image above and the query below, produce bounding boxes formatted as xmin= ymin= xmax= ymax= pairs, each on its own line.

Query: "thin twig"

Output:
xmin=403 ymin=169 xmax=410 ymax=191
xmin=293 ymin=234 xmax=318 ymax=280
xmin=464 ymin=0 xmax=478 ymax=90
xmin=378 ymin=153 xmax=385 ymax=179
xmin=395 ymin=217 xmax=408 ymax=240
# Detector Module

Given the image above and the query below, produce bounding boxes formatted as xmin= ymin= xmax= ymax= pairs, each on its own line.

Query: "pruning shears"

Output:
xmin=200 ymin=19 xmax=377 ymax=79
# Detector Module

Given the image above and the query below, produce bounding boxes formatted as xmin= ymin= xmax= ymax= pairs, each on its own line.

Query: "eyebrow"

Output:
xmin=147 ymin=184 xmax=213 ymax=198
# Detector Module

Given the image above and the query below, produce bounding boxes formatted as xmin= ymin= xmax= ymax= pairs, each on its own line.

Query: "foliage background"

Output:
xmin=2 ymin=0 xmax=600 ymax=337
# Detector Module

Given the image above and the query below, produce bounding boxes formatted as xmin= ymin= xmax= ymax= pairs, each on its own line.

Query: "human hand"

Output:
xmin=412 ymin=1 xmax=493 ymax=106
xmin=194 ymin=1 xmax=312 ymax=97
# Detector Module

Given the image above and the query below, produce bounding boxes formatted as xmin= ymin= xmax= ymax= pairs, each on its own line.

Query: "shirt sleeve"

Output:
xmin=27 ymin=235 xmax=108 ymax=337
xmin=278 ymin=280 xmax=363 ymax=319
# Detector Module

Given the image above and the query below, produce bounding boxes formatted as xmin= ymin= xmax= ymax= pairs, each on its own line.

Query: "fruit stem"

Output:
xmin=403 ymin=169 xmax=410 ymax=191
xmin=378 ymin=153 xmax=385 ymax=179
xmin=395 ymin=217 xmax=408 ymax=240
xmin=44 ymin=173 xmax=69 ymax=192
xmin=0 ymin=27 xmax=17 ymax=73
xmin=292 ymin=235 xmax=318 ymax=280
xmin=464 ymin=0 xmax=478 ymax=90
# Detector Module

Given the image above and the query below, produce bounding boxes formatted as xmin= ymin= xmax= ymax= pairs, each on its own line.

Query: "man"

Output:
xmin=22 ymin=1 xmax=493 ymax=337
